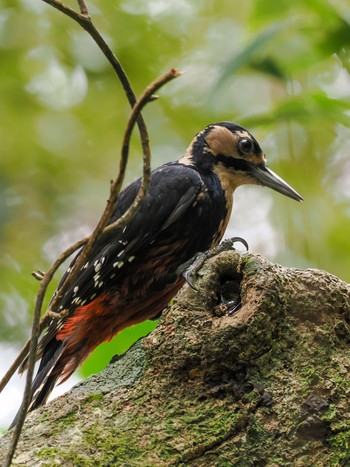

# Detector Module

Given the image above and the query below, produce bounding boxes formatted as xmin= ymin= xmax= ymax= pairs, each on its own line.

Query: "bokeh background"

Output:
xmin=1 ymin=0 xmax=350 ymax=428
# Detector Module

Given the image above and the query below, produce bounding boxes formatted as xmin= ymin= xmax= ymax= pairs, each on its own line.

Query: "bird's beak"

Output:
xmin=250 ymin=164 xmax=303 ymax=202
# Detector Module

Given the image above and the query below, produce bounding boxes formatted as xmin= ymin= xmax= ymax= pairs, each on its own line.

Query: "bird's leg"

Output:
xmin=177 ymin=236 xmax=249 ymax=291
xmin=177 ymin=252 xmax=208 ymax=291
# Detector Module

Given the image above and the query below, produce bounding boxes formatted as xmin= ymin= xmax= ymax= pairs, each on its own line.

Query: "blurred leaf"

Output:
xmin=318 ymin=18 xmax=350 ymax=56
xmin=250 ymin=57 xmax=286 ymax=80
xmin=241 ymin=93 xmax=350 ymax=128
xmin=338 ymin=48 xmax=350 ymax=75
xmin=217 ymin=20 xmax=291 ymax=86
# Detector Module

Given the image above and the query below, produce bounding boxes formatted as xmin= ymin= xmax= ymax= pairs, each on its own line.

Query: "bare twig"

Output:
xmin=42 ymin=0 xmax=138 ymax=108
xmin=105 ymin=68 xmax=181 ymax=235
xmin=41 ymin=1 xmax=150 ymax=191
xmin=3 ymin=6 xmax=181 ymax=466
xmin=76 ymin=0 xmax=89 ymax=16
xmin=0 ymin=238 xmax=88 ymax=396
xmin=2 ymin=237 xmax=87 ymax=466
xmin=32 ymin=270 xmax=46 ymax=281
xmin=1 ymin=63 xmax=178 ymax=395
xmin=2 ymin=0 xmax=141 ymax=394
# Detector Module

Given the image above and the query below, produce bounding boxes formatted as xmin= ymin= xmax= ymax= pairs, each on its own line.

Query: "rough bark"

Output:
xmin=1 ymin=251 xmax=350 ymax=466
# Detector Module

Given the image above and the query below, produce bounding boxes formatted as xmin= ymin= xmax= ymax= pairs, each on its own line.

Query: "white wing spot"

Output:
xmin=73 ymin=286 xmax=79 ymax=294
xmin=95 ymin=263 xmax=102 ymax=273
xmin=113 ymin=261 xmax=123 ymax=269
xmin=67 ymin=267 xmax=71 ymax=273
xmin=123 ymin=226 xmax=127 ymax=233
xmin=83 ymin=262 xmax=89 ymax=269
xmin=117 ymin=250 xmax=124 ymax=258
xmin=98 ymin=281 xmax=104 ymax=288
xmin=110 ymin=273 xmax=116 ymax=279
xmin=90 ymin=293 xmax=97 ymax=300
xmin=128 ymin=256 xmax=135 ymax=262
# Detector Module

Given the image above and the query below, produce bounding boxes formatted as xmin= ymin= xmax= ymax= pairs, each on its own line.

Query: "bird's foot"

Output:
xmin=177 ymin=236 xmax=249 ymax=291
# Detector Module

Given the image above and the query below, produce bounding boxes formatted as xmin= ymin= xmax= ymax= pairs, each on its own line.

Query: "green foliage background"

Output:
xmin=1 ymin=0 xmax=350 ymax=380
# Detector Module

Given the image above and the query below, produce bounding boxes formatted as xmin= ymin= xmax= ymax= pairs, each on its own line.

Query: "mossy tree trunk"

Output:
xmin=1 ymin=251 xmax=350 ymax=466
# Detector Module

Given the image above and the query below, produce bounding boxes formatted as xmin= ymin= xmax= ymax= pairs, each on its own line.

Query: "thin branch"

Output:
xmin=3 ymin=64 xmax=180 ymax=467
xmin=1 ymin=64 xmax=178 ymax=392
xmin=105 ymin=68 xmax=181 ymax=235
xmin=2 ymin=237 xmax=87 ymax=466
xmin=45 ymin=70 xmax=180 ymax=313
xmin=0 ymin=238 xmax=88 ymax=395
xmin=42 ymin=0 xmax=138 ymax=107
xmin=3 ymin=1 xmax=181 ymax=464
xmin=32 ymin=270 xmax=46 ymax=281
xmin=76 ymin=0 xmax=89 ymax=16
xmin=41 ymin=0 xmax=150 ymax=191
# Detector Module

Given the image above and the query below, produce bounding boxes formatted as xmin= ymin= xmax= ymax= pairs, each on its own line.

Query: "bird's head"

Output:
xmin=180 ymin=121 xmax=303 ymax=202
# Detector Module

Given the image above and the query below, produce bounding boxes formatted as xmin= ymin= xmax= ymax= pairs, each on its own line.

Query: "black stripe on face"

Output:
xmin=215 ymin=154 xmax=253 ymax=172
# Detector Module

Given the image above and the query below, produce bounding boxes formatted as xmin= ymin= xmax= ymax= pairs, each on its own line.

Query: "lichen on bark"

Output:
xmin=1 ymin=250 xmax=350 ymax=466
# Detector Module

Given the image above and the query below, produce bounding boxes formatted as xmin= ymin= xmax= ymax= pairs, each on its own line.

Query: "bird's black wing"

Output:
xmin=33 ymin=163 xmax=205 ymax=359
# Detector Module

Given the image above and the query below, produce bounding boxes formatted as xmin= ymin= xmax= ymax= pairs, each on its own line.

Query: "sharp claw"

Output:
xmin=213 ymin=236 xmax=249 ymax=253
xmin=177 ymin=252 xmax=206 ymax=291
xmin=229 ymin=236 xmax=249 ymax=251
xmin=183 ymin=270 xmax=199 ymax=291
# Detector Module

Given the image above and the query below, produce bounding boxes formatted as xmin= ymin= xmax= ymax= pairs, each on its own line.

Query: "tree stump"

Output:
xmin=1 ymin=251 xmax=350 ymax=466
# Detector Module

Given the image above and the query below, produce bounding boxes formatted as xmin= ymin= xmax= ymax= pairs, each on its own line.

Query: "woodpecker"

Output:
xmin=11 ymin=121 xmax=302 ymax=425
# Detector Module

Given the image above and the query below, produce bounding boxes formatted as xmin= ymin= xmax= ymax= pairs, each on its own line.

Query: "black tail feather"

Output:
xmin=9 ymin=341 xmax=64 ymax=430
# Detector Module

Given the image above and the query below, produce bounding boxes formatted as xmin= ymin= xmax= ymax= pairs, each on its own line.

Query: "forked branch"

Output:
xmin=3 ymin=1 xmax=180 ymax=465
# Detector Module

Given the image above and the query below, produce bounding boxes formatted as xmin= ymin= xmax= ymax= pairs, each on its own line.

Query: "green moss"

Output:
xmin=37 ymin=447 xmax=92 ymax=465
xmin=328 ymin=431 xmax=350 ymax=464
xmin=242 ymin=389 xmax=259 ymax=404
xmin=299 ymin=363 xmax=320 ymax=387
xmin=241 ymin=255 xmax=262 ymax=275
xmin=82 ymin=393 xmax=104 ymax=403
xmin=59 ymin=394 xmax=243 ymax=465
xmin=321 ymin=404 xmax=339 ymax=424
xmin=55 ymin=411 xmax=77 ymax=427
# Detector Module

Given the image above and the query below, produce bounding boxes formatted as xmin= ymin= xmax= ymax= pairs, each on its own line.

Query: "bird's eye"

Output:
xmin=238 ymin=138 xmax=253 ymax=154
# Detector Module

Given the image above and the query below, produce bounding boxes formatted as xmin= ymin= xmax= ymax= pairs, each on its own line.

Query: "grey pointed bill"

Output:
xmin=250 ymin=164 xmax=303 ymax=202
